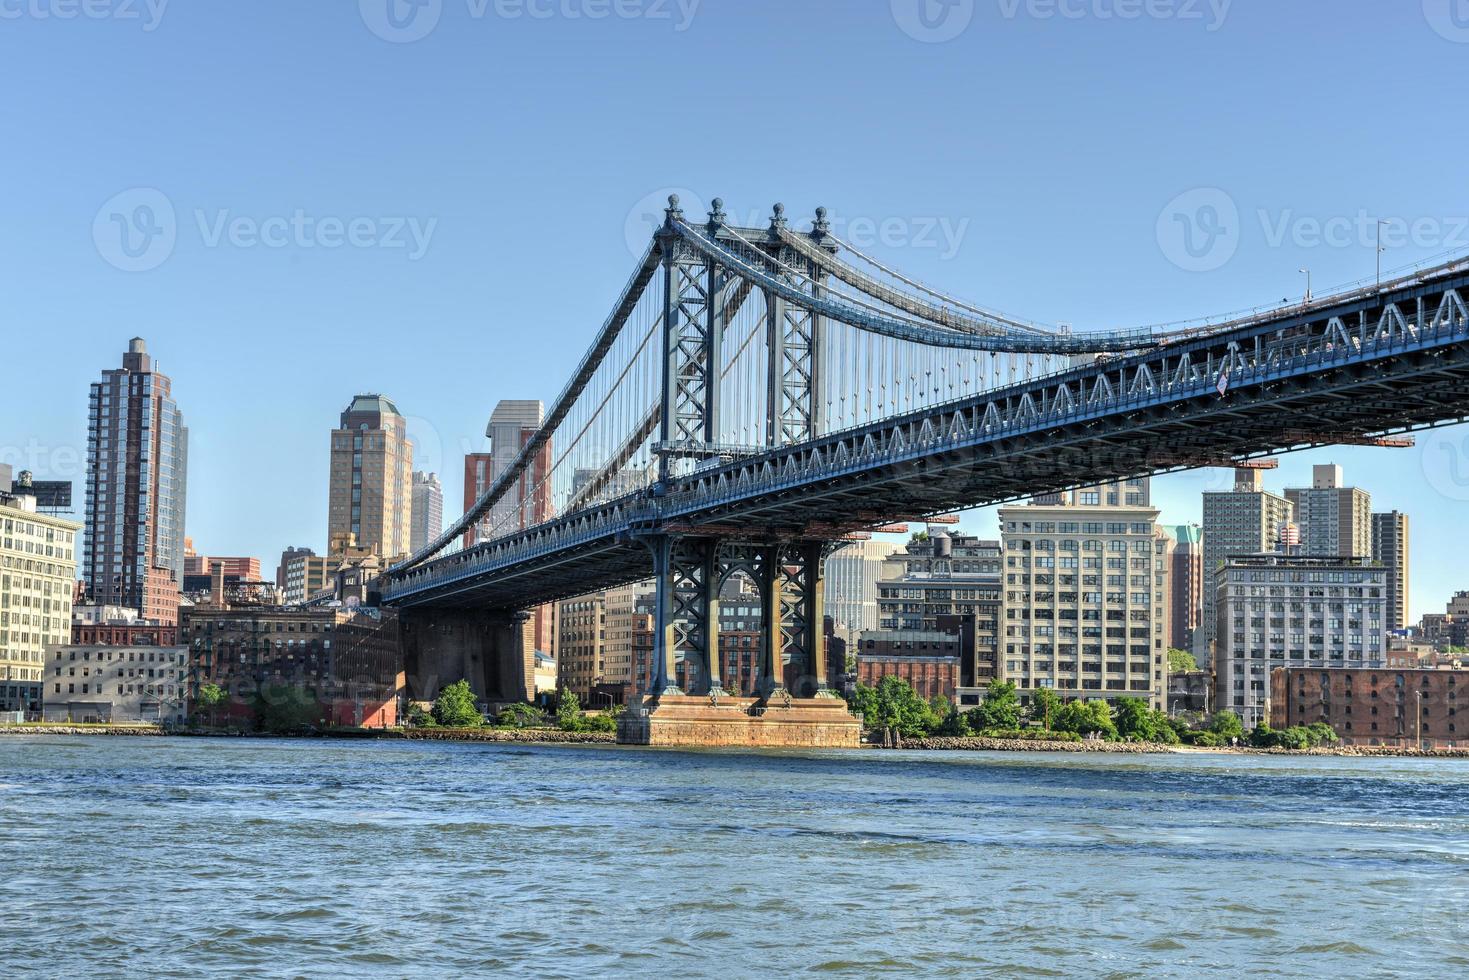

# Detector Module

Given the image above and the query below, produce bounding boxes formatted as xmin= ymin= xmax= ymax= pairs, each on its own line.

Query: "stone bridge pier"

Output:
xmin=617 ymin=533 xmax=862 ymax=748
xmin=399 ymin=608 xmax=534 ymax=709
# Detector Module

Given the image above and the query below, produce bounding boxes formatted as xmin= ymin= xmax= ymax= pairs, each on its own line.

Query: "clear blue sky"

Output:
xmin=3 ymin=1 xmax=1467 ymax=621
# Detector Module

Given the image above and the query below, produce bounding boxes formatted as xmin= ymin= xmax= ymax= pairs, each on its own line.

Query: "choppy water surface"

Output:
xmin=3 ymin=737 xmax=1468 ymax=978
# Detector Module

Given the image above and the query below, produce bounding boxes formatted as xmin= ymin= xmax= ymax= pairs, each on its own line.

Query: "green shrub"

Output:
xmin=579 ymin=712 xmax=617 ymax=734
xmin=975 ymin=728 xmax=1082 ymax=743
xmin=494 ymin=703 xmax=546 ymax=729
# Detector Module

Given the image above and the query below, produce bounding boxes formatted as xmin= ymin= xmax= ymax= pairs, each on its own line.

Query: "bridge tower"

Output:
xmin=621 ymin=199 xmax=858 ymax=746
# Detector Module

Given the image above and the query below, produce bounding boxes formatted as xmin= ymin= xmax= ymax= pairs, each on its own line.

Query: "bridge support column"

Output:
xmin=620 ymin=532 xmax=859 ymax=748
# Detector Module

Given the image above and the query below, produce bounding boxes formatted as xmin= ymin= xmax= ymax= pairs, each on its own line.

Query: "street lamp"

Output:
xmin=1376 ymin=220 xmax=1387 ymax=290
xmin=1299 ymin=268 xmax=1312 ymax=304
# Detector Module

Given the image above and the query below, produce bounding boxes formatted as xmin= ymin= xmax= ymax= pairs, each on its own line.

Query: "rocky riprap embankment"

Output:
xmin=401 ymin=728 xmax=616 ymax=744
xmin=902 ymin=736 xmax=1172 ymax=753
xmin=0 ymin=725 xmax=164 ymax=737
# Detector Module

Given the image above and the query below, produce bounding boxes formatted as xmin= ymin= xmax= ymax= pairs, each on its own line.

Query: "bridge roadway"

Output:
xmin=384 ymin=266 xmax=1469 ymax=612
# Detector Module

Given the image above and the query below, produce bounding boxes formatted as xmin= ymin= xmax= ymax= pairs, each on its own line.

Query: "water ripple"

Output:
xmin=3 ymin=736 xmax=1468 ymax=977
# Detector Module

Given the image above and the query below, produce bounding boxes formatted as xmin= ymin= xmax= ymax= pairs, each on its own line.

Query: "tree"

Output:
xmin=195 ymin=682 xmax=226 ymax=727
xmin=432 ymin=680 xmax=483 ymax=728
xmin=853 ymin=676 xmax=934 ymax=738
xmin=1052 ymin=699 xmax=1117 ymax=739
xmin=556 ymin=688 xmax=585 ymax=732
xmin=1114 ymin=697 xmax=1180 ymax=744
xmin=1113 ymin=697 xmax=1156 ymax=740
xmin=969 ymin=680 xmax=1021 ymax=732
xmin=1207 ymin=710 xmax=1245 ymax=741
xmin=1167 ymin=648 xmax=1198 ymax=674
xmin=1029 ymin=687 xmax=1062 ymax=730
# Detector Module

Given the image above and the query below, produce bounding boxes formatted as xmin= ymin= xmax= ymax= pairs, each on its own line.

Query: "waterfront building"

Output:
xmin=1270 ymin=666 xmax=1467 ymax=749
xmin=1215 ymin=553 xmax=1387 ymax=727
xmin=186 ymin=602 xmax=403 ymax=727
xmin=1370 ymin=511 xmax=1410 ymax=633
xmin=327 ymin=394 xmax=412 ymax=561
xmin=854 ymin=630 xmax=961 ymax=701
xmin=1198 ymin=467 xmax=1294 ymax=662
xmin=999 ymin=484 xmax=1171 ymax=711
xmin=556 ymin=591 xmax=605 ymax=700
xmin=0 ymin=479 xmax=81 ymax=714
xmin=409 ymin=471 xmax=443 ymax=554
xmin=600 ymin=581 xmax=648 ymax=698
xmin=1165 ymin=524 xmax=1204 ymax=652
xmin=876 ymin=530 xmax=1001 ymax=699
xmin=824 ymin=539 xmax=898 ymax=644
xmin=82 ymin=338 xmax=188 ymax=625
xmin=1284 ymin=464 xmax=1372 ymax=559
xmin=42 ymin=641 xmax=188 ymax=724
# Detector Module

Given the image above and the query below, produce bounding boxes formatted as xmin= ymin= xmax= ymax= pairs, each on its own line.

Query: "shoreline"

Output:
xmin=3 ymin=724 xmax=1467 ymax=758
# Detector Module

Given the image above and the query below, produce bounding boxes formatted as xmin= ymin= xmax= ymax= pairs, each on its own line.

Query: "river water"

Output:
xmin=3 ymin=737 xmax=1467 ymax=978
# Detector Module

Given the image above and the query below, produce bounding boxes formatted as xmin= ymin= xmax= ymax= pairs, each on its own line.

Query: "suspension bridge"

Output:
xmin=384 ymin=195 xmax=1469 ymax=746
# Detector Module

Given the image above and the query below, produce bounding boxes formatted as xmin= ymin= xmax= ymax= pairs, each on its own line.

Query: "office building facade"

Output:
xmin=825 ymin=539 xmax=898 ymax=643
xmin=328 ymin=394 xmax=412 ymax=560
xmin=1215 ymin=554 xmax=1388 ymax=727
xmin=410 ymin=471 xmax=443 ymax=554
xmin=1198 ymin=468 xmax=1294 ymax=663
xmin=999 ymin=484 xmax=1170 ymax=711
xmin=876 ymin=531 xmax=1002 ymax=692
xmin=1 ymin=484 xmax=81 ymax=713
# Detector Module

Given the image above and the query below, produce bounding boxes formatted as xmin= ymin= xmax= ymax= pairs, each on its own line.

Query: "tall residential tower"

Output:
xmin=82 ymin=338 xmax=188 ymax=624
xmin=1370 ymin=510 xmax=1410 ymax=633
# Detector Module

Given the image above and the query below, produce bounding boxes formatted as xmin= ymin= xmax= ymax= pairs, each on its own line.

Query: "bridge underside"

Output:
xmin=391 ymin=329 xmax=1469 ymax=614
